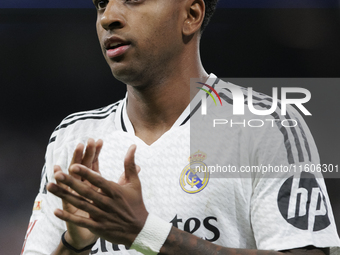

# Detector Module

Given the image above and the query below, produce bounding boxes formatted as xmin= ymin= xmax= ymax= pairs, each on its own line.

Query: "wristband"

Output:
xmin=130 ymin=214 xmax=172 ymax=255
xmin=61 ymin=231 xmax=96 ymax=253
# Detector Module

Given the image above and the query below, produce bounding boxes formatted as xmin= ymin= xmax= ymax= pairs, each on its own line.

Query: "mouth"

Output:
xmin=104 ymin=38 xmax=131 ymax=59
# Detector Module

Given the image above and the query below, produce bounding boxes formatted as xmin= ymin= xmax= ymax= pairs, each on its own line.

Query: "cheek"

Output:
xmin=142 ymin=17 xmax=181 ymax=50
xmin=137 ymin=6 xmax=181 ymax=41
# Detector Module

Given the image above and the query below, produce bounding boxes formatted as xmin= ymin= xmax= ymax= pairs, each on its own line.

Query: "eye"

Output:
xmin=94 ymin=0 xmax=108 ymax=10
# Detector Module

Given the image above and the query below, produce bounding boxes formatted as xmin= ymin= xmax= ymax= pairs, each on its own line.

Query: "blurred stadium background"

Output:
xmin=1 ymin=1 xmax=340 ymax=254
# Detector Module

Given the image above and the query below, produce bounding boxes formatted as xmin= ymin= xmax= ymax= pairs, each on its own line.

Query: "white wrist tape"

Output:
xmin=131 ymin=214 xmax=172 ymax=255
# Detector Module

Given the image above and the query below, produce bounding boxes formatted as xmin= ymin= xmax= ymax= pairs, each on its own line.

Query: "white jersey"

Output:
xmin=22 ymin=74 xmax=340 ymax=255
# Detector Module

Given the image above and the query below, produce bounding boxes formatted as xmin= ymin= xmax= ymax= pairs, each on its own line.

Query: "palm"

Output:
xmin=63 ymin=183 xmax=97 ymax=243
xmin=58 ymin=139 xmax=103 ymax=246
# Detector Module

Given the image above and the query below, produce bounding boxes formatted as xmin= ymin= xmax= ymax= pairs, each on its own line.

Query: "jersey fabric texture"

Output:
xmin=22 ymin=74 xmax=340 ymax=255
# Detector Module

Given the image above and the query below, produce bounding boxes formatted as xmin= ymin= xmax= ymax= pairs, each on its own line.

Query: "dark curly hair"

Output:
xmin=201 ymin=0 xmax=219 ymax=32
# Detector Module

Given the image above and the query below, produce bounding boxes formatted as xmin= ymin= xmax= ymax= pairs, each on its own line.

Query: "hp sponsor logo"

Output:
xmin=277 ymin=172 xmax=330 ymax=231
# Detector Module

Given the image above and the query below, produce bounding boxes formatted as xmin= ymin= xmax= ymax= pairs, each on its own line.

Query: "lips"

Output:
xmin=104 ymin=36 xmax=131 ymax=59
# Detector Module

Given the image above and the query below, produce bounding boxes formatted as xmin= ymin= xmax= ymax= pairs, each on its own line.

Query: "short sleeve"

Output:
xmin=250 ymin=106 xmax=340 ymax=252
xmin=21 ymin=131 xmax=68 ymax=254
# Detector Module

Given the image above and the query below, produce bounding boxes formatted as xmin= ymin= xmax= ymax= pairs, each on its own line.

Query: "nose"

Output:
xmin=100 ymin=1 xmax=125 ymax=31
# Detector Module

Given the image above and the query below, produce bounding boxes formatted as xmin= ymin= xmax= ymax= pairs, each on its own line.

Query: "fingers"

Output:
xmin=82 ymin=138 xmax=97 ymax=168
xmin=68 ymin=143 xmax=84 ymax=181
xmin=54 ymin=208 xmax=98 ymax=230
xmin=70 ymin=138 xmax=103 ymax=169
xmin=54 ymin=165 xmax=70 ymax=190
xmin=92 ymin=139 xmax=103 ymax=174
xmin=47 ymin=182 xmax=100 ymax=216
xmin=124 ymin=145 xmax=139 ymax=181
xmin=68 ymin=138 xmax=103 ymax=181
xmin=70 ymin=164 xmax=118 ymax=196
xmin=118 ymin=165 xmax=141 ymax=185
xmin=70 ymin=143 xmax=85 ymax=166
xmin=52 ymin=168 xmax=111 ymax=210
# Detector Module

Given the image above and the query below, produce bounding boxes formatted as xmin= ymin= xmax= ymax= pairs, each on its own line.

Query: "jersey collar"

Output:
xmin=114 ymin=73 xmax=219 ymax=134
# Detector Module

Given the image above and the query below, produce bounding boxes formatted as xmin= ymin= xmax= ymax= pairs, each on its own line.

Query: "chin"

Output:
xmin=109 ymin=60 xmax=153 ymax=87
xmin=111 ymin=66 xmax=141 ymax=85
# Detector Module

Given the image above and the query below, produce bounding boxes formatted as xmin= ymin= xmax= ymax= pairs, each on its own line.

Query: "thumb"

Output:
xmin=118 ymin=164 xmax=141 ymax=185
xmin=53 ymin=165 xmax=69 ymax=188
xmin=124 ymin=144 xmax=139 ymax=181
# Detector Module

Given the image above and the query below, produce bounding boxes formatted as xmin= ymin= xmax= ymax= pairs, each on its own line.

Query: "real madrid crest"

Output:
xmin=180 ymin=150 xmax=210 ymax=194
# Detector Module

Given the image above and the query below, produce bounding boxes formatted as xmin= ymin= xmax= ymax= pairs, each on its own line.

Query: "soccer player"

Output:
xmin=22 ymin=0 xmax=340 ymax=255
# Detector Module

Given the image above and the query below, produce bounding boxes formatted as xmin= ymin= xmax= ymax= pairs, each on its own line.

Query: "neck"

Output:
xmin=126 ymin=47 xmax=208 ymax=145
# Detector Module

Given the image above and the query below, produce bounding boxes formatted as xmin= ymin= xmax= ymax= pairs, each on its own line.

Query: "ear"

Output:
xmin=183 ymin=0 xmax=205 ymax=36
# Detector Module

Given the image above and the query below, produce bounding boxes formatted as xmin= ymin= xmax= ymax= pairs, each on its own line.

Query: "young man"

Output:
xmin=22 ymin=0 xmax=340 ymax=254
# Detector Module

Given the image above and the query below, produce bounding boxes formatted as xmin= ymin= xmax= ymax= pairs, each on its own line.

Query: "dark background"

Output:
xmin=1 ymin=3 xmax=340 ymax=254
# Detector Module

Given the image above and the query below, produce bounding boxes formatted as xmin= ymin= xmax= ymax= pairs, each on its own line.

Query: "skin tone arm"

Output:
xmin=160 ymin=229 xmax=329 ymax=255
xmin=47 ymin=141 xmax=329 ymax=255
